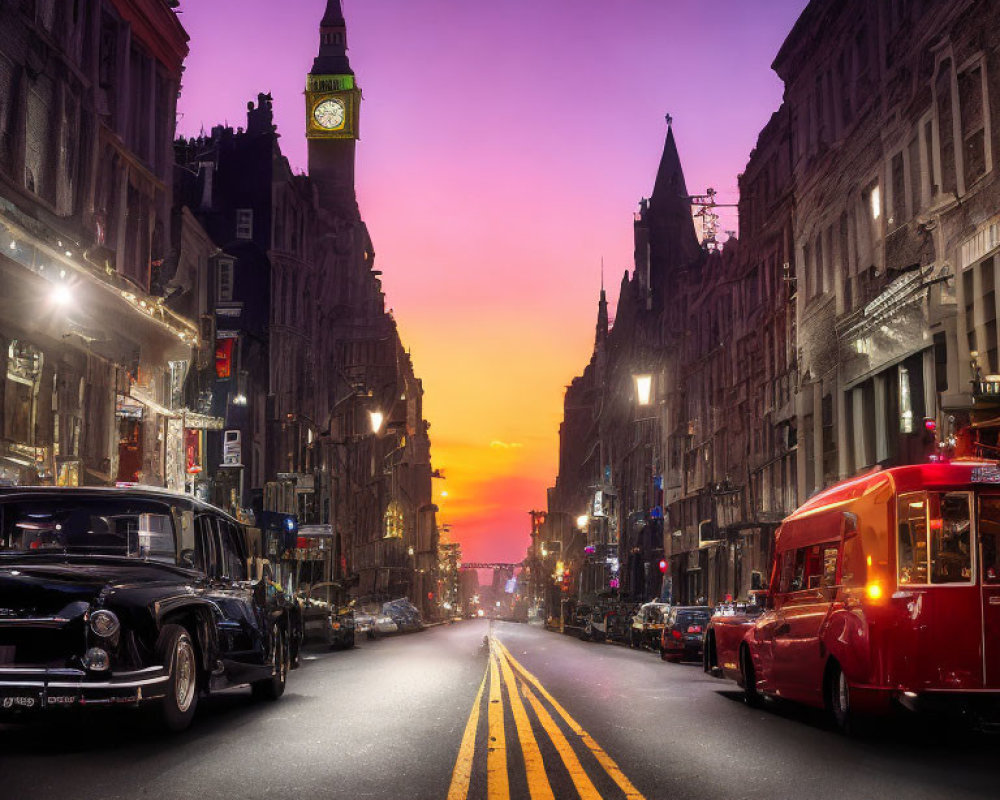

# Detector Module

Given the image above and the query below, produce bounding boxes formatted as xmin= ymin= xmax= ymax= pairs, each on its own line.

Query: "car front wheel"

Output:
xmin=155 ymin=623 xmax=199 ymax=732
xmin=252 ymin=623 xmax=288 ymax=701
xmin=740 ymin=646 xmax=762 ymax=708
xmin=828 ymin=663 xmax=851 ymax=733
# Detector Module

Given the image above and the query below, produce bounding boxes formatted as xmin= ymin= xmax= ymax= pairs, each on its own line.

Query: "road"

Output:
xmin=1 ymin=619 xmax=998 ymax=799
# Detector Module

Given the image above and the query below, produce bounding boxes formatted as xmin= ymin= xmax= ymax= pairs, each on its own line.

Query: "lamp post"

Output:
xmin=630 ymin=369 xmax=663 ymax=601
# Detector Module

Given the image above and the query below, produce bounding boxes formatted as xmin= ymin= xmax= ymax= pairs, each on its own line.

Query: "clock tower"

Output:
xmin=307 ymin=0 xmax=361 ymax=218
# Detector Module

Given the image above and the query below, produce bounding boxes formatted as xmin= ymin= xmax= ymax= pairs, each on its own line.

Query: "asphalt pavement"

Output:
xmin=1 ymin=620 xmax=998 ymax=799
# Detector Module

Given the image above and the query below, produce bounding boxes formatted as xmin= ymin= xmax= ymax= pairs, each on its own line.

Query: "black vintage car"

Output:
xmin=0 ymin=487 xmax=302 ymax=732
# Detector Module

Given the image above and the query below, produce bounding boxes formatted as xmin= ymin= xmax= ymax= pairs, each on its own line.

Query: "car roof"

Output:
xmin=0 ymin=486 xmax=240 ymax=523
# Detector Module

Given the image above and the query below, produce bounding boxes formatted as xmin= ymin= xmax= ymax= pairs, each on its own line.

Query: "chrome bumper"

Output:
xmin=0 ymin=665 xmax=169 ymax=711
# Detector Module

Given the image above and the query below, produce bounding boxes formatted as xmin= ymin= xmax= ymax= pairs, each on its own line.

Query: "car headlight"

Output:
xmin=89 ymin=609 xmax=120 ymax=638
xmin=83 ymin=647 xmax=110 ymax=671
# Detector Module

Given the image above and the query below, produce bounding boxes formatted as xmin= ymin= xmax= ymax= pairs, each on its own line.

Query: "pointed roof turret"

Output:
xmin=650 ymin=118 xmax=693 ymax=225
xmin=312 ymin=0 xmax=353 ymax=75
xmin=321 ymin=0 xmax=345 ymax=26
xmin=595 ymin=287 xmax=608 ymax=346
xmin=646 ymin=117 xmax=700 ymax=296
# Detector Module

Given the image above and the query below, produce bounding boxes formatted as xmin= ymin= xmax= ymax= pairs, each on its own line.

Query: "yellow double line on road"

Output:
xmin=447 ymin=636 xmax=645 ymax=800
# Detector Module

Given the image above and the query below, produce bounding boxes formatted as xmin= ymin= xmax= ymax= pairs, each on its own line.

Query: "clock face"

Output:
xmin=313 ymin=98 xmax=346 ymax=130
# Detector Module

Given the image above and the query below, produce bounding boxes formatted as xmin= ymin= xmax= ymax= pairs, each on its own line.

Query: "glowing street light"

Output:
xmin=51 ymin=281 xmax=73 ymax=307
xmin=576 ymin=514 xmax=589 ymax=530
xmin=634 ymin=373 xmax=653 ymax=406
xmin=369 ymin=410 xmax=384 ymax=434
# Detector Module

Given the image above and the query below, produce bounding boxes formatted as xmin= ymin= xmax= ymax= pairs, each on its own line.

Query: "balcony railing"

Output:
xmin=972 ymin=379 xmax=1000 ymax=401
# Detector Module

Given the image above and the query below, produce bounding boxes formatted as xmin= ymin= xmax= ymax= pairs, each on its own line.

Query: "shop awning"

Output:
xmin=128 ymin=386 xmax=223 ymax=429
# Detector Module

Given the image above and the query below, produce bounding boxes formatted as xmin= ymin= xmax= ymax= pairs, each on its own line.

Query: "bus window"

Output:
xmin=778 ymin=549 xmax=797 ymax=593
xmin=898 ymin=492 xmax=929 ymax=584
xmin=801 ymin=545 xmax=822 ymax=589
xmin=821 ymin=544 xmax=839 ymax=587
xmin=929 ymin=493 xmax=972 ymax=584
xmin=841 ymin=513 xmax=864 ymax=587
xmin=790 ymin=549 xmax=807 ymax=591
xmin=981 ymin=496 xmax=1000 ymax=584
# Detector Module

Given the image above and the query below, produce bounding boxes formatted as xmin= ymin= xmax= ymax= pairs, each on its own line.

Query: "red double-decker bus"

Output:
xmin=705 ymin=461 xmax=1000 ymax=730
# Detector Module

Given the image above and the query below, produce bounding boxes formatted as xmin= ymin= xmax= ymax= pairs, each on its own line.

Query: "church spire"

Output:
xmin=646 ymin=117 xmax=700 ymax=297
xmin=650 ymin=118 xmax=692 ymax=222
xmin=321 ymin=0 xmax=345 ymax=26
xmin=595 ymin=283 xmax=609 ymax=347
xmin=313 ymin=0 xmax=352 ymax=75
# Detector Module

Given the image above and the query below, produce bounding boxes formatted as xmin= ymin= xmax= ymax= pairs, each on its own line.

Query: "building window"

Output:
xmin=899 ymin=365 xmax=913 ymax=433
xmin=0 ymin=54 xmax=15 ymax=175
xmin=4 ymin=341 xmax=44 ymax=444
xmin=959 ymin=60 xmax=988 ymax=188
xmin=922 ymin=116 xmax=936 ymax=200
xmin=236 ymin=209 xmax=253 ymax=240
xmin=384 ymin=501 xmax=404 ymax=539
xmin=25 ymin=73 xmax=56 ymax=203
xmin=889 ymin=151 xmax=905 ymax=229
xmin=936 ymin=58 xmax=957 ymax=196
xmin=908 ymin=135 xmax=921 ymax=216
xmin=216 ymin=258 xmax=234 ymax=303
xmin=870 ymin=183 xmax=881 ymax=220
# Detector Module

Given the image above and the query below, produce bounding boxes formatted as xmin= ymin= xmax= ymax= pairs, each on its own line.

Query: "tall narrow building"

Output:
xmin=305 ymin=0 xmax=362 ymax=219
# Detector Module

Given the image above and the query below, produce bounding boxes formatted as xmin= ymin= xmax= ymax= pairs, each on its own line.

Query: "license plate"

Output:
xmin=1 ymin=691 xmax=41 ymax=711
xmin=0 ymin=646 xmax=13 ymax=665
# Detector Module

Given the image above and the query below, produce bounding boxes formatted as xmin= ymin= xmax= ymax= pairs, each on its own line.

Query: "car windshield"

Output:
xmin=675 ymin=610 xmax=711 ymax=628
xmin=0 ymin=497 xmax=177 ymax=564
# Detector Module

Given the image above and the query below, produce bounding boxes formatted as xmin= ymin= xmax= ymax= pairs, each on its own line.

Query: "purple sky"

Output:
xmin=176 ymin=0 xmax=809 ymax=563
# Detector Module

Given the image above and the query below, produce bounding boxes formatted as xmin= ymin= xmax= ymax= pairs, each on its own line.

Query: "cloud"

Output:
xmin=489 ymin=440 xmax=523 ymax=449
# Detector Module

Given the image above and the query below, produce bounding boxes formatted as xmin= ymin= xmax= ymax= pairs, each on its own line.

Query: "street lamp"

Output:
xmin=576 ymin=514 xmax=589 ymax=531
xmin=368 ymin=410 xmax=384 ymax=434
xmin=50 ymin=280 xmax=73 ymax=308
xmin=633 ymin=373 xmax=653 ymax=406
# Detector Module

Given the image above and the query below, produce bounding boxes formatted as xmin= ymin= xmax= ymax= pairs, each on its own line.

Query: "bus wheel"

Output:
xmin=828 ymin=663 xmax=851 ymax=733
xmin=740 ymin=647 xmax=761 ymax=708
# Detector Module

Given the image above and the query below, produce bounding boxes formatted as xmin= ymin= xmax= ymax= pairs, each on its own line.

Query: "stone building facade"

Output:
xmin=0 ymin=0 xmax=215 ymax=492
xmin=171 ymin=1 xmax=439 ymax=612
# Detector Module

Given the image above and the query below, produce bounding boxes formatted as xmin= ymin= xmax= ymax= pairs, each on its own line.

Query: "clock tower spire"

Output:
xmin=306 ymin=0 xmax=361 ymax=218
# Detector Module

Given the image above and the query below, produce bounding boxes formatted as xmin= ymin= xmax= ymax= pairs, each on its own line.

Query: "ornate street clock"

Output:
xmin=306 ymin=74 xmax=360 ymax=139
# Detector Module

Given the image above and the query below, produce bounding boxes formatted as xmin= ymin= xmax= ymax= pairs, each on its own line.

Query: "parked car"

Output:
xmin=703 ymin=592 xmax=768 ymax=677
xmin=629 ymin=601 xmax=670 ymax=650
xmin=382 ymin=598 xmax=423 ymax=632
xmin=354 ymin=608 xmax=376 ymax=640
xmin=606 ymin=602 xmax=638 ymax=643
xmin=374 ymin=613 xmax=399 ymax=635
xmin=660 ymin=606 xmax=712 ymax=662
xmin=581 ymin=605 xmax=608 ymax=641
xmin=300 ymin=582 xmax=356 ymax=650
xmin=0 ymin=487 xmax=301 ymax=732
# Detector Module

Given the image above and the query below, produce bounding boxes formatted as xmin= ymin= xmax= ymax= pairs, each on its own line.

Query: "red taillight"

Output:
xmin=672 ymin=629 xmax=682 ymax=640
xmin=687 ymin=625 xmax=702 ymax=634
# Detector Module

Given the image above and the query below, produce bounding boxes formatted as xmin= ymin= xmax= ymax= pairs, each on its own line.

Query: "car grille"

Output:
xmin=0 ymin=621 xmax=86 ymax=668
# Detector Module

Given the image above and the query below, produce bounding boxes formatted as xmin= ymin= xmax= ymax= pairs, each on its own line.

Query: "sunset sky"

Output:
xmin=176 ymin=0 xmax=808 ymax=564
